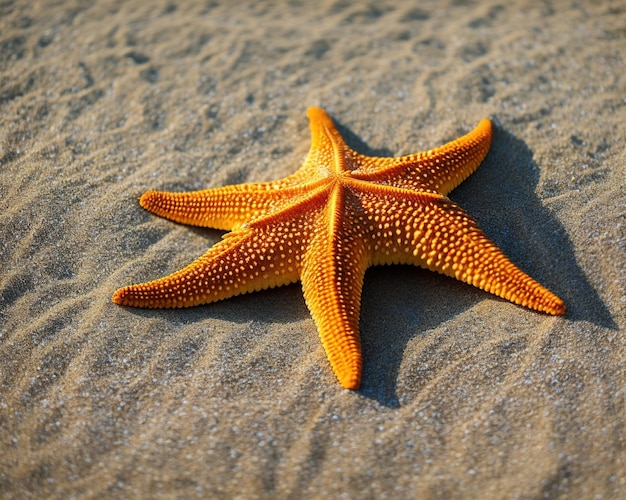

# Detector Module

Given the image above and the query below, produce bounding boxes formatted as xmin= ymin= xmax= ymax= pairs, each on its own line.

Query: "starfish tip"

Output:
xmin=306 ymin=106 xmax=332 ymax=124
xmin=551 ymin=299 xmax=566 ymax=316
xmin=111 ymin=288 xmax=126 ymax=305
xmin=139 ymin=190 xmax=158 ymax=209
xmin=479 ymin=117 xmax=493 ymax=130
xmin=339 ymin=377 xmax=361 ymax=391
xmin=335 ymin=368 xmax=361 ymax=390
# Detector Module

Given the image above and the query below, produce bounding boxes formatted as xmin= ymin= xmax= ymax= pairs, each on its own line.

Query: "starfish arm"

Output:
xmin=303 ymin=107 xmax=351 ymax=175
xmin=112 ymin=222 xmax=304 ymax=308
xmin=358 ymin=183 xmax=565 ymax=315
xmin=300 ymin=188 xmax=369 ymax=390
xmin=350 ymin=118 xmax=493 ymax=196
xmin=138 ymin=180 xmax=325 ymax=231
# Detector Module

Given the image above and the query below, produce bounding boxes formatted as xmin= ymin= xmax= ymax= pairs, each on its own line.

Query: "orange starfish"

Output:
xmin=113 ymin=107 xmax=565 ymax=389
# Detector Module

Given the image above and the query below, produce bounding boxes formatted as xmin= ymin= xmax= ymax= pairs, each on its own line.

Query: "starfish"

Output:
xmin=113 ymin=107 xmax=565 ymax=389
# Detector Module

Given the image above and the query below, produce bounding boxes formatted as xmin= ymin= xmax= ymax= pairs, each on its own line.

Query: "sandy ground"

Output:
xmin=1 ymin=0 xmax=625 ymax=497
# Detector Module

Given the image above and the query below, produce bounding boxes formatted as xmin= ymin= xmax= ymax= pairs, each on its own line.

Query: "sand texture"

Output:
xmin=1 ymin=0 xmax=625 ymax=497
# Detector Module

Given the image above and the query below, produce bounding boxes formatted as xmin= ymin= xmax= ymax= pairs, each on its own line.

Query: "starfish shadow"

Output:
xmin=122 ymin=243 xmax=309 ymax=329
xmin=356 ymin=120 xmax=615 ymax=407
xmin=334 ymin=118 xmax=394 ymax=158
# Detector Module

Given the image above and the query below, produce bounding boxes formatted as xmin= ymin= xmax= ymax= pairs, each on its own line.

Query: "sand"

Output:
xmin=1 ymin=0 xmax=625 ymax=497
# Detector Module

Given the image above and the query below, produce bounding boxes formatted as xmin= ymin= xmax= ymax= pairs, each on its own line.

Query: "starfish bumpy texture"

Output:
xmin=113 ymin=107 xmax=565 ymax=389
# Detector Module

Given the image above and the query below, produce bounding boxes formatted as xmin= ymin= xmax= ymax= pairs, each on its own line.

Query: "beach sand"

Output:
xmin=1 ymin=0 xmax=624 ymax=497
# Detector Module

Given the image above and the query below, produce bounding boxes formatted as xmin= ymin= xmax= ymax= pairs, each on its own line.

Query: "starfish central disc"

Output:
xmin=113 ymin=107 xmax=565 ymax=390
